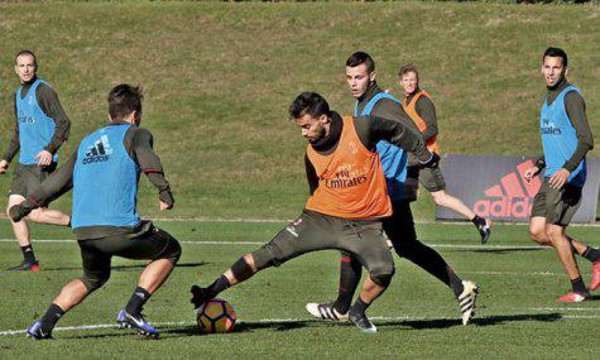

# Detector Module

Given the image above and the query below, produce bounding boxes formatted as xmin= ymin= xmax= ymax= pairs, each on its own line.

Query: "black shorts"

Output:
xmin=78 ymin=224 xmax=181 ymax=291
xmin=8 ymin=162 xmax=57 ymax=198
xmin=252 ymin=210 xmax=394 ymax=277
xmin=417 ymin=166 xmax=446 ymax=192
xmin=531 ymin=179 xmax=582 ymax=227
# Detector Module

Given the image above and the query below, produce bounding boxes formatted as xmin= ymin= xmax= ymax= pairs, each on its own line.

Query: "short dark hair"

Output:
xmin=289 ymin=92 xmax=331 ymax=120
xmin=14 ymin=50 xmax=37 ymax=66
xmin=543 ymin=47 xmax=568 ymax=67
xmin=399 ymin=64 xmax=419 ymax=78
xmin=108 ymin=84 xmax=143 ymax=122
xmin=345 ymin=51 xmax=375 ymax=73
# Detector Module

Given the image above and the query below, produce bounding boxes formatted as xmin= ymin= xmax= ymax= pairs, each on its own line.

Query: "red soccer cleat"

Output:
xmin=556 ymin=291 xmax=590 ymax=303
xmin=590 ymin=262 xmax=600 ymax=292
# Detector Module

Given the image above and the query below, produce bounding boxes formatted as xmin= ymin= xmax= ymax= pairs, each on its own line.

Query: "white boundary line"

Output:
xmin=2 ymin=312 xmax=599 ymax=337
xmin=0 ymin=239 xmax=550 ymax=250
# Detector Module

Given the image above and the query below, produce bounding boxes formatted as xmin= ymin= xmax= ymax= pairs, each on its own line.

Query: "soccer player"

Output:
xmin=524 ymin=47 xmax=600 ymax=302
xmin=306 ymin=52 xmax=478 ymax=326
xmin=9 ymin=84 xmax=181 ymax=339
xmin=0 ymin=50 xmax=71 ymax=271
xmin=399 ymin=65 xmax=493 ymax=244
xmin=190 ymin=91 xmax=439 ymax=333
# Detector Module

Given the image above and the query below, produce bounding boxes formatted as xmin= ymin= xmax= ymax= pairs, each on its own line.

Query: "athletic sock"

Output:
xmin=570 ymin=277 xmax=587 ymax=294
xmin=349 ymin=297 xmax=371 ymax=317
xmin=447 ymin=267 xmax=464 ymax=298
xmin=125 ymin=287 xmax=151 ymax=317
xmin=207 ymin=275 xmax=231 ymax=298
xmin=582 ymin=247 xmax=600 ymax=263
xmin=333 ymin=254 xmax=362 ymax=314
xmin=471 ymin=215 xmax=485 ymax=228
xmin=40 ymin=303 xmax=65 ymax=334
xmin=21 ymin=245 xmax=36 ymax=264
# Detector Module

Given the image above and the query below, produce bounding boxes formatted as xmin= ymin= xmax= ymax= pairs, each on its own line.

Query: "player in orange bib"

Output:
xmin=191 ymin=92 xmax=438 ymax=333
xmin=399 ymin=65 xmax=494 ymax=244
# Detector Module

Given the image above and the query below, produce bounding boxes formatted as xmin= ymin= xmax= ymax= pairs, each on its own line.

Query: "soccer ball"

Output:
xmin=196 ymin=298 xmax=237 ymax=334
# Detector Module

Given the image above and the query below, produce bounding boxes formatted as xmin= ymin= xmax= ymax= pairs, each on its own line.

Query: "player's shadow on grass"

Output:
xmin=454 ymin=248 xmax=546 ymax=255
xmin=40 ymin=262 xmax=207 ymax=272
xmin=161 ymin=321 xmax=314 ymax=337
xmin=378 ymin=313 xmax=563 ymax=330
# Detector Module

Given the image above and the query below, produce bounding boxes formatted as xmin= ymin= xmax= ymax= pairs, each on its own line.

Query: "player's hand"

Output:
xmin=0 ymin=160 xmax=8 ymax=175
xmin=549 ymin=168 xmax=570 ymax=189
xmin=35 ymin=150 xmax=53 ymax=167
xmin=523 ymin=166 xmax=540 ymax=182
xmin=420 ymin=152 xmax=440 ymax=169
xmin=160 ymin=201 xmax=173 ymax=211
xmin=9 ymin=204 xmax=28 ymax=222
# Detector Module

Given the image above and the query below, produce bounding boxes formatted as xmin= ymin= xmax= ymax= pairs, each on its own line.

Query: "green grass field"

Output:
xmin=1 ymin=220 xmax=600 ymax=358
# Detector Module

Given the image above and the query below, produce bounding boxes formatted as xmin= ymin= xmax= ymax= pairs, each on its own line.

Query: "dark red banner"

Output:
xmin=435 ymin=155 xmax=600 ymax=223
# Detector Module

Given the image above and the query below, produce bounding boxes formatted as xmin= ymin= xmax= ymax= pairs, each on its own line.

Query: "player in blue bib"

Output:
xmin=10 ymin=85 xmax=181 ymax=340
xmin=524 ymin=47 xmax=600 ymax=302
xmin=0 ymin=50 xmax=72 ymax=271
xmin=306 ymin=52 xmax=479 ymax=326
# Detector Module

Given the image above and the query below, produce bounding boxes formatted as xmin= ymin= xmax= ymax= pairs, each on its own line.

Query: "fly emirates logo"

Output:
xmin=324 ymin=164 xmax=368 ymax=189
xmin=473 ymin=160 xmax=542 ymax=219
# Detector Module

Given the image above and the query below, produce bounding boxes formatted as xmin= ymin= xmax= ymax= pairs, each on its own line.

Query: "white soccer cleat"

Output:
xmin=458 ymin=280 xmax=479 ymax=325
xmin=306 ymin=302 xmax=349 ymax=322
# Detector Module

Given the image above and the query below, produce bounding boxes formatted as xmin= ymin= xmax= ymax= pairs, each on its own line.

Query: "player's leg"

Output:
xmin=306 ymin=251 xmax=361 ymax=320
xmin=27 ymin=242 xmax=110 ymax=340
xmin=110 ymin=225 xmax=182 ymax=338
xmin=386 ymin=201 xmax=478 ymax=325
xmin=422 ymin=167 xmax=492 ymax=243
xmin=6 ymin=193 xmax=40 ymax=270
xmin=190 ymin=211 xmax=333 ymax=308
xmin=339 ymin=220 xmax=395 ymax=333
xmin=27 ymin=207 xmax=71 ymax=227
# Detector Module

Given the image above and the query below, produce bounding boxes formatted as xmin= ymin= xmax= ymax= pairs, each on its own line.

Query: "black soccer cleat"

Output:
xmin=8 ymin=260 xmax=40 ymax=272
xmin=190 ymin=285 xmax=211 ymax=309
xmin=476 ymin=218 xmax=493 ymax=244
xmin=348 ymin=311 xmax=377 ymax=334
xmin=26 ymin=321 xmax=54 ymax=340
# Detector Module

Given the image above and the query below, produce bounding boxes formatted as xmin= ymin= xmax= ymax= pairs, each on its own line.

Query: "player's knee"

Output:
xmin=370 ymin=270 xmax=394 ymax=287
xmin=545 ymin=226 xmax=563 ymax=244
xmin=529 ymin=226 xmax=545 ymax=243
xmin=82 ymin=272 xmax=110 ymax=292
xmin=161 ymin=238 xmax=182 ymax=265
xmin=250 ymin=246 xmax=279 ymax=270
xmin=27 ymin=208 xmax=44 ymax=223
xmin=431 ymin=191 xmax=447 ymax=205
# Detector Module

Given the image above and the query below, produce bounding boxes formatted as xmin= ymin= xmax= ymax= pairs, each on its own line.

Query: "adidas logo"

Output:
xmin=83 ymin=135 xmax=114 ymax=164
xmin=473 ymin=160 xmax=542 ymax=219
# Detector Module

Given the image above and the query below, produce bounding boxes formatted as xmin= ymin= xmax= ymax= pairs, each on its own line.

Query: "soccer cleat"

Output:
xmin=190 ymin=285 xmax=211 ymax=309
xmin=458 ymin=280 xmax=479 ymax=325
xmin=7 ymin=260 xmax=40 ymax=272
xmin=348 ymin=311 xmax=377 ymax=334
xmin=477 ymin=219 xmax=493 ymax=244
xmin=26 ymin=321 xmax=54 ymax=340
xmin=590 ymin=262 xmax=600 ymax=292
xmin=305 ymin=302 xmax=349 ymax=322
xmin=117 ymin=309 xmax=159 ymax=339
xmin=556 ymin=291 xmax=590 ymax=303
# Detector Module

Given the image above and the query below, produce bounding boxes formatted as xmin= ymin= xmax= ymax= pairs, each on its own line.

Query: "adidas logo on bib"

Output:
xmin=83 ymin=135 xmax=114 ymax=164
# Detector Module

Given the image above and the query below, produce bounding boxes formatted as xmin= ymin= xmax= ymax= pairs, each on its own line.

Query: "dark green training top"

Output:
xmin=2 ymin=76 xmax=71 ymax=162
xmin=537 ymin=77 xmax=593 ymax=172
xmin=17 ymin=122 xmax=174 ymax=240
xmin=305 ymin=110 xmax=430 ymax=195
xmin=405 ymin=87 xmax=438 ymax=142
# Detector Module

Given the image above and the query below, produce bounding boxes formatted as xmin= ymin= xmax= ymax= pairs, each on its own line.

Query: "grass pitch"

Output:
xmin=1 ymin=220 xmax=599 ymax=359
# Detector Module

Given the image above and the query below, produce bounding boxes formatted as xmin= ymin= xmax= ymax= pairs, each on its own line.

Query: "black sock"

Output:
xmin=21 ymin=245 xmax=36 ymax=264
xmin=447 ymin=267 xmax=464 ymax=298
xmin=40 ymin=303 xmax=65 ymax=334
xmin=582 ymin=247 xmax=600 ymax=263
xmin=349 ymin=297 xmax=371 ymax=317
xmin=471 ymin=215 xmax=485 ymax=228
xmin=125 ymin=287 xmax=151 ymax=317
xmin=333 ymin=254 xmax=362 ymax=314
xmin=571 ymin=277 xmax=587 ymax=294
xmin=207 ymin=275 xmax=231 ymax=298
